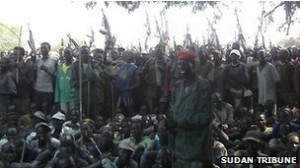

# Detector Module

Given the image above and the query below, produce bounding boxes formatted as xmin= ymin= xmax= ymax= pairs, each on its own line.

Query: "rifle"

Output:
xmin=87 ymin=29 xmax=95 ymax=49
xmin=155 ymin=17 xmax=164 ymax=44
xmin=234 ymin=8 xmax=247 ymax=52
xmin=205 ymin=16 xmax=221 ymax=50
xmin=67 ymin=34 xmax=80 ymax=52
xmin=254 ymin=7 xmax=266 ymax=48
xmin=27 ymin=25 xmax=36 ymax=57
xmin=100 ymin=9 xmax=115 ymax=63
xmin=144 ymin=11 xmax=151 ymax=52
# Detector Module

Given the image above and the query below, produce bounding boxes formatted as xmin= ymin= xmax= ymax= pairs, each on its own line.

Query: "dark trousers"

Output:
xmin=34 ymin=90 xmax=54 ymax=115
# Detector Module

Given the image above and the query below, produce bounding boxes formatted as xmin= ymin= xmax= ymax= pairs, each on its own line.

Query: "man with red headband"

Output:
xmin=170 ymin=50 xmax=213 ymax=168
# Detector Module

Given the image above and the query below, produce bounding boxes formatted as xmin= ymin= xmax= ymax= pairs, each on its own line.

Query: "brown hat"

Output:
xmin=33 ymin=111 xmax=46 ymax=121
xmin=243 ymin=130 xmax=262 ymax=143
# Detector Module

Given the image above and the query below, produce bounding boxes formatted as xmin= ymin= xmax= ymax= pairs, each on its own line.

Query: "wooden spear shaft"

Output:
xmin=79 ymin=52 xmax=83 ymax=121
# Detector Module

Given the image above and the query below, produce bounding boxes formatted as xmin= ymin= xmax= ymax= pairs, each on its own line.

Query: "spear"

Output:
xmin=16 ymin=26 xmax=22 ymax=84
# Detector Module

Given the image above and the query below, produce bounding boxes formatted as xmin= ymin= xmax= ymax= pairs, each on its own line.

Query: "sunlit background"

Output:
xmin=0 ymin=0 xmax=299 ymax=51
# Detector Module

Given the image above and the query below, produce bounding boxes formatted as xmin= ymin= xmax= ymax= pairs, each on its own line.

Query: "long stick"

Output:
xmin=87 ymin=81 xmax=90 ymax=118
xmin=16 ymin=26 xmax=23 ymax=84
xmin=79 ymin=49 xmax=83 ymax=121
xmin=20 ymin=141 xmax=26 ymax=163
xmin=111 ymin=81 xmax=115 ymax=119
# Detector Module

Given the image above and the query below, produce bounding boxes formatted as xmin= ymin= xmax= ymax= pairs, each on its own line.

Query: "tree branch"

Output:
xmin=264 ymin=2 xmax=285 ymax=18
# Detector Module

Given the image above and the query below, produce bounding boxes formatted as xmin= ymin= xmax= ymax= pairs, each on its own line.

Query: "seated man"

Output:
xmin=29 ymin=122 xmax=60 ymax=167
xmin=114 ymin=138 xmax=138 ymax=168
xmin=45 ymin=134 xmax=89 ymax=168
xmin=212 ymin=92 xmax=234 ymax=130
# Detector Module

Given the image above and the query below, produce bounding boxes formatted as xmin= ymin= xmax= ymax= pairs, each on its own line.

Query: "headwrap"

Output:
xmin=279 ymin=49 xmax=290 ymax=60
xmin=176 ymin=51 xmax=196 ymax=61
xmin=230 ymin=49 xmax=241 ymax=59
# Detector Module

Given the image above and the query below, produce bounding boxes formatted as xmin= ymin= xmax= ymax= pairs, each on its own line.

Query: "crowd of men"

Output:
xmin=0 ymin=40 xmax=300 ymax=168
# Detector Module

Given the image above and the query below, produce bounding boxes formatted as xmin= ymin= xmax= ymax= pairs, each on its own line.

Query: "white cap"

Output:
xmin=230 ymin=49 xmax=241 ymax=58
xmin=118 ymin=138 xmax=137 ymax=152
xmin=52 ymin=112 xmax=66 ymax=121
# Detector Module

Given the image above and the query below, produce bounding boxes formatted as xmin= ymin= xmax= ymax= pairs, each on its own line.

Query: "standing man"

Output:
xmin=72 ymin=46 xmax=102 ymax=120
xmin=294 ymin=48 xmax=300 ymax=103
xmin=34 ymin=42 xmax=57 ymax=114
xmin=256 ymin=50 xmax=280 ymax=105
xmin=224 ymin=49 xmax=249 ymax=107
xmin=12 ymin=47 xmax=34 ymax=115
xmin=277 ymin=49 xmax=295 ymax=107
xmin=55 ymin=47 xmax=76 ymax=117
xmin=170 ymin=51 xmax=213 ymax=168
xmin=0 ymin=57 xmax=17 ymax=118
xmin=195 ymin=48 xmax=214 ymax=85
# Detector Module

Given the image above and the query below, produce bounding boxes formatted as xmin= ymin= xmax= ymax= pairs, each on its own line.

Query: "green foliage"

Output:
xmin=85 ymin=1 xmax=220 ymax=13
xmin=264 ymin=1 xmax=300 ymax=35
xmin=278 ymin=37 xmax=300 ymax=47
xmin=0 ymin=22 xmax=24 ymax=51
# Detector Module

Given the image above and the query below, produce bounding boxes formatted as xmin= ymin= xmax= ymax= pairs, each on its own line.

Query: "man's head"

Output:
xmin=130 ymin=121 xmax=143 ymax=140
xmin=229 ymin=49 xmax=241 ymax=63
xmin=6 ymin=127 xmax=17 ymax=142
xmin=176 ymin=50 xmax=196 ymax=79
xmin=32 ymin=111 xmax=46 ymax=126
xmin=70 ymin=109 xmax=79 ymax=123
xmin=97 ymin=128 xmax=113 ymax=152
xmin=81 ymin=121 xmax=94 ymax=139
xmin=255 ymin=113 xmax=267 ymax=130
xmin=139 ymin=105 xmax=148 ymax=115
xmin=60 ymin=134 xmax=75 ymax=154
xmin=258 ymin=50 xmax=267 ymax=65
xmin=1 ymin=143 xmax=16 ymax=163
xmin=243 ymin=130 xmax=263 ymax=155
xmin=40 ymin=42 xmax=51 ymax=57
xmin=0 ymin=57 xmax=9 ymax=73
xmin=279 ymin=49 xmax=289 ymax=63
xmin=92 ymin=48 xmax=104 ymax=63
xmin=64 ymin=47 xmax=73 ymax=63
xmin=197 ymin=48 xmax=209 ymax=64
xmin=287 ymin=132 xmax=300 ymax=153
xmin=94 ymin=115 xmax=105 ymax=130
xmin=13 ymin=46 xmax=25 ymax=61
xmin=177 ymin=59 xmax=195 ymax=79
xmin=51 ymin=112 xmax=66 ymax=130
xmin=277 ymin=107 xmax=291 ymax=124
xmin=118 ymin=139 xmax=136 ymax=165
xmin=35 ymin=122 xmax=51 ymax=143
xmin=80 ymin=46 xmax=90 ymax=63
xmin=121 ymin=119 xmax=131 ymax=138
xmin=270 ymin=47 xmax=279 ymax=60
